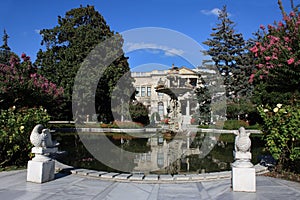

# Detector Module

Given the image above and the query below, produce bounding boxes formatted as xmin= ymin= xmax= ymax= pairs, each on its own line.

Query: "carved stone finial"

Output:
xmin=234 ymin=127 xmax=251 ymax=153
xmin=30 ymin=124 xmax=59 ymax=148
xmin=232 ymin=126 xmax=253 ymax=168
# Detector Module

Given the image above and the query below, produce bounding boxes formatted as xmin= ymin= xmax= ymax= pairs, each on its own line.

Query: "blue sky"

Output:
xmin=0 ymin=0 xmax=295 ymax=71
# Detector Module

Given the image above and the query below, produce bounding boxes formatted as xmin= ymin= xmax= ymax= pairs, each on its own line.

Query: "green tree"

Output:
xmin=35 ymin=5 xmax=134 ymax=121
xmin=0 ymin=29 xmax=16 ymax=65
xmin=202 ymin=6 xmax=254 ymax=120
xmin=129 ymin=101 xmax=150 ymax=126
xmin=194 ymin=75 xmax=211 ymax=125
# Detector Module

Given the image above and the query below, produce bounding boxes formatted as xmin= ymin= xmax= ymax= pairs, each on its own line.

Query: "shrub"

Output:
xmin=129 ymin=102 xmax=150 ymax=126
xmin=0 ymin=107 xmax=50 ymax=168
xmin=0 ymin=54 xmax=64 ymax=119
xmin=258 ymin=104 xmax=300 ymax=172
xmin=249 ymin=9 xmax=300 ymax=106
xmin=223 ymin=120 xmax=249 ymax=130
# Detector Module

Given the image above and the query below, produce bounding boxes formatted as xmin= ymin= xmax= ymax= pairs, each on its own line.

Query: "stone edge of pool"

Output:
xmin=54 ymin=160 xmax=269 ymax=183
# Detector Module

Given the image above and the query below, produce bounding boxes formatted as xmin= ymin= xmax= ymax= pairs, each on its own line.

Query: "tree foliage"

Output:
xmin=194 ymin=75 xmax=211 ymax=124
xmin=35 ymin=5 xmax=134 ymax=121
xmin=258 ymin=104 xmax=300 ymax=173
xmin=249 ymin=1 xmax=300 ymax=106
xmin=203 ymin=5 xmax=253 ymax=100
xmin=0 ymin=107 xmax=50 ymax=168
xmin=129 ymin=101 xmax=150 ymax=126
xmin=0 ymin=30 xmax=18 ymax=66
xmin=251 ymin=0 xmax=300 ymax=173
xmin=0 ymin=54 xmax=64 ymax=116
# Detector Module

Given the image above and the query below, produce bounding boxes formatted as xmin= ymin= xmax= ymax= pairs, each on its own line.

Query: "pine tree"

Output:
xmin=0 ymin=29 xmax=12 ymax=65
xmin=203 ymin=6 xmax=252 ymax=100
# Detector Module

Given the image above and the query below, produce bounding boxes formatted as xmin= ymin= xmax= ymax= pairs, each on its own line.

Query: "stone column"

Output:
xmin=186 ymin=100 xmax=190 ymax=116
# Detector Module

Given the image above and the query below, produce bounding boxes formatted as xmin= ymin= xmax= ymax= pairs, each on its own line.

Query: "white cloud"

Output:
xmin=200 ymin=8 xmax=233 ymax=17
xmin=124 ymin=42 xmax=184 ymax=57
xmin=34 ymin=29 xmax=40 ymax=34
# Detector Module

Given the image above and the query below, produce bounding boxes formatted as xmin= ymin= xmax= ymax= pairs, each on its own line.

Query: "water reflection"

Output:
xmin=55 ymin=132 xmax=264 ymax=174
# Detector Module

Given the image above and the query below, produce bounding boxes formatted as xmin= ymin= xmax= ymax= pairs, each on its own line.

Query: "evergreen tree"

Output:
xmin=203 ymin=6 xmax=252 ymax=100
xmin=0 ymin=29 xmax=13 ymax=65
xmin=194 ymin=75 xmax=211 ymax=125
xmin=35 ymin=5 xmax=134 ymax=121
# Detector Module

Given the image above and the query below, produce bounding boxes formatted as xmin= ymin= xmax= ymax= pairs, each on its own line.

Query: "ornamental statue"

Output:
xmin=30 ymin=124 xmax=59 ymax=148
xmin=232 ymin=126 xmax=253 ymax=168
xmin=234 ymin=126 xmax=251 ymax=153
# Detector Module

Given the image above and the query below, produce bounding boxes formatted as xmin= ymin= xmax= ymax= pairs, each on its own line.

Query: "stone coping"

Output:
xmin=53 ymin=127 xmax=262 ymax=134
xmin=55 ymin=160 xmax=268 ymax=183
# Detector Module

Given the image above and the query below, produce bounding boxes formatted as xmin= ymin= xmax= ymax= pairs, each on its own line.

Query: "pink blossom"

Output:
xmin=283 ymin=15 xmax=291 ymax=22
xmin=278 ymin=21 xmax=284 ymax=27
xmin=290 ymin=11 xmax=295 ymax=17
xmin=259 ymin=75 xmax=264 ymax=79
xmin=249 ymin=74 xmax=255 ymax=83
xmin=287 ymin=58 xmax=295 ymax=65
xmin=250 ymin=46 xmax=258 ymax=53
xmin=260 ymin=25 xmax=265 ymax=30
xmin=268 ymin=24 xmax=274 ymax=30
xmin=284 ymin=37 xmax=290 ymax=42
xmin=258 ymin=64 xmax=264 ymax=69
xmin=272 ymin=54 xmax=278 ymax=60
xmin=265 ymin=56 xmax=271 ymax=61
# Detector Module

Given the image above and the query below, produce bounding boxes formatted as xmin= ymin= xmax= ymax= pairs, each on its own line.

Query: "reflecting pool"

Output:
xmin=54 ymin=132 xmax=265 ymax=175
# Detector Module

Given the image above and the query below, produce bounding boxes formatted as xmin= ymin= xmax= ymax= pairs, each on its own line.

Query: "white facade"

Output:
xmin=131 ymin=66 xmax=201 ymax=124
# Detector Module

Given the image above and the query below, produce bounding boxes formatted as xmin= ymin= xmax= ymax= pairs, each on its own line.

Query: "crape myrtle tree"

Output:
xmin=35 ymin=5 xmax=135 ymax=122
xmin=249 ymin=0 xmax=300 ymax=172
xmin=249 ymin=0 xmax=300 ymax=106
xmin=0 ymin=53 xmax=64 ymax=116
xmin=202 ymin=5 xmax=254 ymax=120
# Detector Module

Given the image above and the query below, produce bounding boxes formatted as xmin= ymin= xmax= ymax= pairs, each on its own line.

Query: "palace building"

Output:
xmin=131 ymin=65 xmax=206 ymax=125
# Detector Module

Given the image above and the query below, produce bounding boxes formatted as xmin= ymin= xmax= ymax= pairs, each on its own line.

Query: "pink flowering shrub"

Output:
xmin=0 ymin=54 xmax=64 ymax=117
xmin=249 ymin=10 xmax=300 ymax=105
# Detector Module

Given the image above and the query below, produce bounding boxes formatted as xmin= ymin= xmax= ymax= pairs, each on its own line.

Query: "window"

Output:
xmin=136 ymin=87 xmax=140 ymax=97
xmin=147 ymin=86 xmax=151 ymax=96
xmin=141 ymin=86 xmax=146 ymax=97
xmin=158 ymin=102 xmax=164 ymax=116
xmin=158 ymin=92 xmax=164 ymax=97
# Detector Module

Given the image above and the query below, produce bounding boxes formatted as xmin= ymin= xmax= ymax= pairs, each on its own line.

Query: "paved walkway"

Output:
xmin=1 ymin=169 xmax=300 ymax=200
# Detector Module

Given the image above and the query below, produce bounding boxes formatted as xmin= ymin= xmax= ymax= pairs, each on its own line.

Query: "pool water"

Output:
xmin=53 ymin=132 xmax=265 ymax=175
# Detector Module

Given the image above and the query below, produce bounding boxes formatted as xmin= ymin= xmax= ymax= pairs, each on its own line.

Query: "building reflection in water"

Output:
xmin=132 ymin=133 xmax=219 ymax=175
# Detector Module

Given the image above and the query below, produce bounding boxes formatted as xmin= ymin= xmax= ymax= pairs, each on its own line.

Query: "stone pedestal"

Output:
xmin=232 ymin=167 xmax=256 ymax=192
xmin=232 ymin=151 xmax=253 ymax=168
xmin=27 ymin=147 xmax=57 ymax=183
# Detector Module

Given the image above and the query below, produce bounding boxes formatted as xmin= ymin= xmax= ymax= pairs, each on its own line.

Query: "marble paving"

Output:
xmin=0 ymin=170 xmax=300 ymax=200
